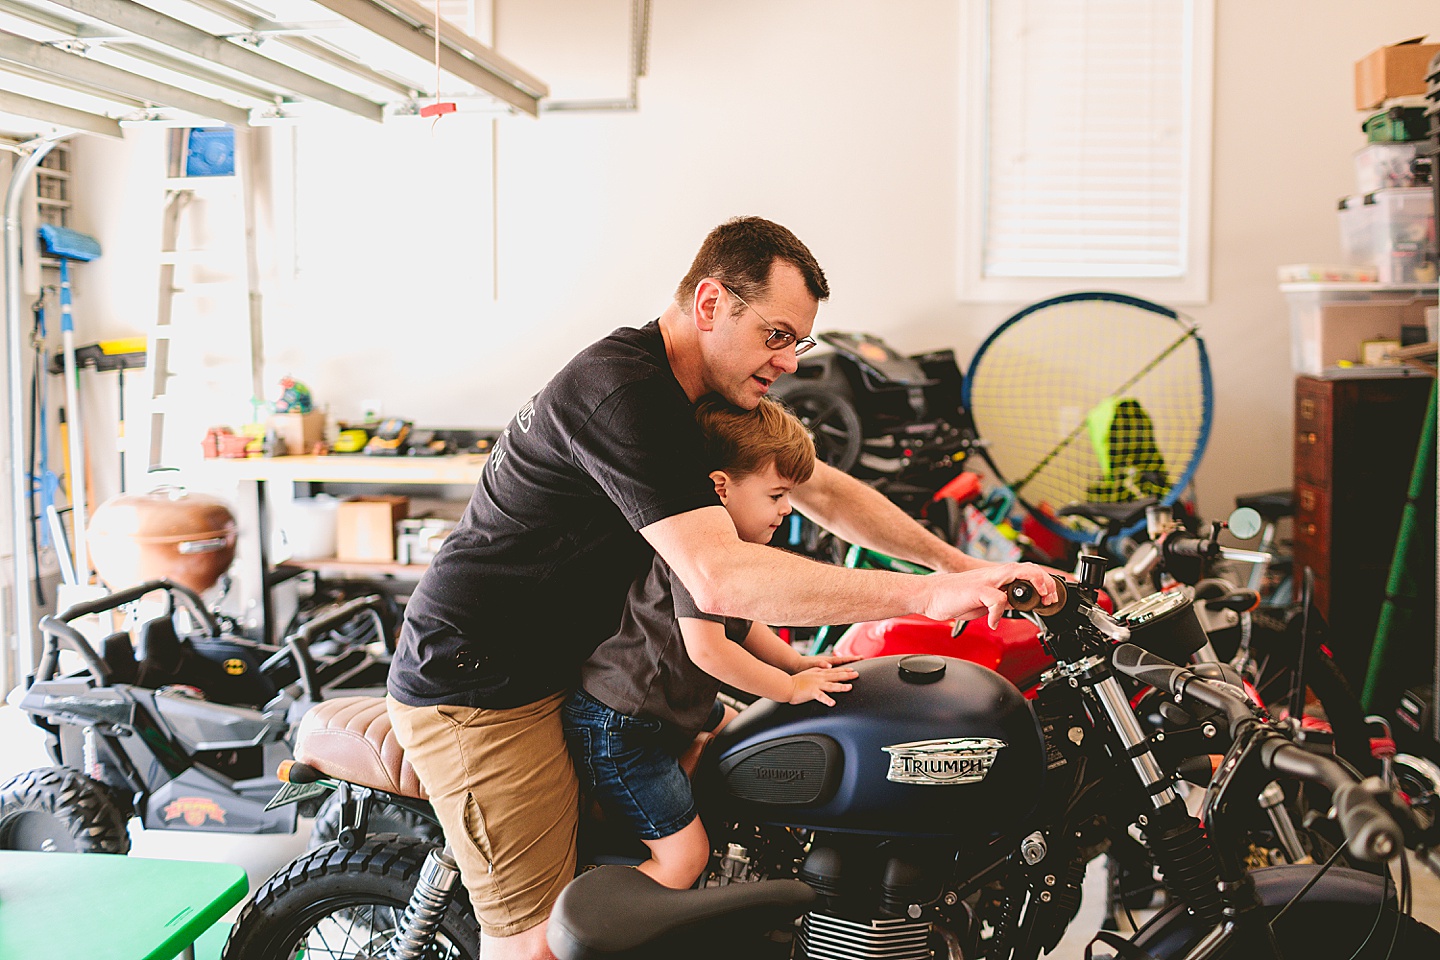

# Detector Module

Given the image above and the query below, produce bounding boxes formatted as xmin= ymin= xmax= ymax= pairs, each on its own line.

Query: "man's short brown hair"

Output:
xmin=675 ymin=217 xmax=829 ymax=311
xmin=696 ymin=396 xmax=816 ymax=485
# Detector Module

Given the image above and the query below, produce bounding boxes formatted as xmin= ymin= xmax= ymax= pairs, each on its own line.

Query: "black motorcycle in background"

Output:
xmin=225 ymin=567 xmax=1440 ymax=959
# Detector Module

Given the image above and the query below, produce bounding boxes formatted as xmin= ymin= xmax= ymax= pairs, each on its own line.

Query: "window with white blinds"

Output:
xmin=959 ymin=0 xmax=1214 ymax=303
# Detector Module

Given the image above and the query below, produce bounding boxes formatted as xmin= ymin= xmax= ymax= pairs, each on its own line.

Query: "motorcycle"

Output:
xmin=225 ymin=566 xmax=1440 ymax=959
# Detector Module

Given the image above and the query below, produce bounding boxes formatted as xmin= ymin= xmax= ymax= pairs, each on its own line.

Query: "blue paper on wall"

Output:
xmin=185 ymin=128 xmax=235 ymax=177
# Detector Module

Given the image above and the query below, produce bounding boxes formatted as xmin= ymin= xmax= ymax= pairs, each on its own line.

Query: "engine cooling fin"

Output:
xmin=798 ymin=912 xmax=931 ymax=960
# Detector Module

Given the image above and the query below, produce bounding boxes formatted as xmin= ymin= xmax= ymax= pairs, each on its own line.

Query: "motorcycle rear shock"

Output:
xmin=385 ymin=846 xmax=462 ymax=960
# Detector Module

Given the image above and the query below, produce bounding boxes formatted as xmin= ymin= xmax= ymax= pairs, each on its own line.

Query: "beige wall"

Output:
xmin=66 ymin=0 xmax=1437 ymax=522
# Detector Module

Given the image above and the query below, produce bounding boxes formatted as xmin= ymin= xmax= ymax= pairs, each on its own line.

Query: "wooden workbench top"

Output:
xmin=200 ymin=453 xmax=488 ymax=485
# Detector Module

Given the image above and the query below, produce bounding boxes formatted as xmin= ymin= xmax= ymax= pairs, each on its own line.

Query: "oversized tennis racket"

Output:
xmin=963 ymin=292 xmax=1213 ymax=543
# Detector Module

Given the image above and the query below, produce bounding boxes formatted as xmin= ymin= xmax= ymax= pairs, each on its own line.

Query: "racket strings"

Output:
xmin=967 ymin=298 xmax=1209 ymax=528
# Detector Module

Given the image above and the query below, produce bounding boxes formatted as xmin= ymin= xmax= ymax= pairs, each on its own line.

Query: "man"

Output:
xmin=387 ymin=216 xmax=1057 ymax=960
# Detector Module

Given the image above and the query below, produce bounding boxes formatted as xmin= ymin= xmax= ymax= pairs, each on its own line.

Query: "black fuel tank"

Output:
xmin=701 ymin=655 xmax=1047 ymax=838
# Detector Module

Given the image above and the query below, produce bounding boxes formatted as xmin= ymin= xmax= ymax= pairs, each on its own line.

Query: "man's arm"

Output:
xmin=790 ymin=461 xmax=983 ymax=573
xmin=642 ymin=505 xmax=1057 ymax=628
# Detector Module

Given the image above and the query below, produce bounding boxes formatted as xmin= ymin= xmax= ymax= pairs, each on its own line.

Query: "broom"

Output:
xmin=38 ymin=223 xmax=101 ymax=583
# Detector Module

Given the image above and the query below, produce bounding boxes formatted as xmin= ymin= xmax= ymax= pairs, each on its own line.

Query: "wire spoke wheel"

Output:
xmin=278 ymin=899 xmax=465 ymax=959
xmin=964 ymin=292 xmax=1213 ymax=542
xmin=223 ymin=835 xmax=478 ymax=960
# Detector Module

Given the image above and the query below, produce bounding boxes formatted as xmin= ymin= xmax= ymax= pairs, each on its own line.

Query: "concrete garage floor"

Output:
xmin=4 ymin=702 xmax=1440 ymax=958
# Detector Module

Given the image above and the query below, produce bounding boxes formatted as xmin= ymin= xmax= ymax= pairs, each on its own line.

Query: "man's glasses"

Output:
xmin=722 ymin=284 xmax=818 ymax=356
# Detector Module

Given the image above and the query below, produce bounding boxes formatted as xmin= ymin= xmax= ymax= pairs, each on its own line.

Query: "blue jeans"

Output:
xmin=561 ymin=689 xmax=697 ymax=841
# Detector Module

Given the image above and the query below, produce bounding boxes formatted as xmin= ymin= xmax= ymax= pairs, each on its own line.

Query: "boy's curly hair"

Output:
xmin=695 ymin=396 xmax=816 ymax=485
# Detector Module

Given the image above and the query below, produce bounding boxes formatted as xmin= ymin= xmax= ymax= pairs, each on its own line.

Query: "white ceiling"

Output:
xmin=0 ymin=0 xmax=550 ymax=139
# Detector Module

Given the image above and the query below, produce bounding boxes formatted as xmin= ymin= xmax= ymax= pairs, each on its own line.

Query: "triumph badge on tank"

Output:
xmin=882 ymin=737 xmax=1006 ymax=785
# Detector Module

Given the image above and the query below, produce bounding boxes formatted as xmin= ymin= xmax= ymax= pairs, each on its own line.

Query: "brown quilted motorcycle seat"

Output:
xmin=294 ymin=696 xmax=428 ymax=800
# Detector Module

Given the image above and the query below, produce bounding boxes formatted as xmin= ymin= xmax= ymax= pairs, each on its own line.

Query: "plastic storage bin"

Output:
xmin=1354 ymin=142 xmax=1420 ymax=192
xmin=1338 ymin=195 xmax=1373 ymax=265
xmin=1283 ymin=283 xmax=1437 ymax=375
xmin=276 ymin=495 xmax=339 ymax=561
xmin=1369 ymin=187 xmax=1437 ymax=283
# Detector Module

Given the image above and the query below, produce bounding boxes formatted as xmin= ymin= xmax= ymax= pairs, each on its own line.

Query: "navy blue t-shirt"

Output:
xmin=388 ymin=322 xmax=721 ymax=709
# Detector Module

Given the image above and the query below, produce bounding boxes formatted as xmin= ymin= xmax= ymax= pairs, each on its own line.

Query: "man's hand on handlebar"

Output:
xmin=924 ymin=563 xmax=1061 ymax=630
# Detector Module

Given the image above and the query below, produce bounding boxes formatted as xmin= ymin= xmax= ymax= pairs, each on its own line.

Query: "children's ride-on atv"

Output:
xmin=0 ymin=579 xmax=433 ymax=854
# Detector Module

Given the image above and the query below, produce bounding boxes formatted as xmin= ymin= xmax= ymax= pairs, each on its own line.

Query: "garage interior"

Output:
xmin=1 ymin=2 xmax=1440 ymax=958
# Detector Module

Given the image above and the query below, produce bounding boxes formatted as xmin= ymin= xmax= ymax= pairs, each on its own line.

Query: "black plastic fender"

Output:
xmin=1129 ymin=865 xmax=1440 ymax=958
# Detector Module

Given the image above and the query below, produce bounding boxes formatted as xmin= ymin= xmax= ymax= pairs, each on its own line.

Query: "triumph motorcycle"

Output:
xmin=224 ymin=567 xmax=1440 ymax=959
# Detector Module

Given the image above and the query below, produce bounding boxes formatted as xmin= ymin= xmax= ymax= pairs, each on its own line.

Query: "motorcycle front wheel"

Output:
xmin=223 ymin=833 xmax=479 ymax=960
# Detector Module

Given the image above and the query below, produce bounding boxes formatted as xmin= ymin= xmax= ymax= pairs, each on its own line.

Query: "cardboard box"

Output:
xmin=268 ymin=411 xmax=325 ymax=457
xmin=1355 ymin=38 xmax=1440 ymax=110
xmin=336 ymin=495 xmax=410 ymax=562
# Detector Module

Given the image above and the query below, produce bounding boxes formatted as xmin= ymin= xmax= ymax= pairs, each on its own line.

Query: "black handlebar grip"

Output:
xmin=1006 ymin=580 xmax=1037 ymax=610
xmin=1332 ymin=779 xmax=1401 ymax=863
xmin=1163 ymin=535 xmax=1209 ymax=559
xmin=1001 ymin=576 xmax=1068 ymax=615
xmin=1111 ymin=643 xmax=1189 ymax=696
xmin=1262 ymin=741 xmax=1401 ymax=863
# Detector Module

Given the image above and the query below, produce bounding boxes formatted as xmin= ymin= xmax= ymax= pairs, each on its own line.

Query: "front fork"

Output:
xmin=385 ymin=845 xmax=463 ymax=960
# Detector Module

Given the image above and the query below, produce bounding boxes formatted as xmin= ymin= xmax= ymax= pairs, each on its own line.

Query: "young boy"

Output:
xmin=562 ymin=396 xmax=862 ymax=890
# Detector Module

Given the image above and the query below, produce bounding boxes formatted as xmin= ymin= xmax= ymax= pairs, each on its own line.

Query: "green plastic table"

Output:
xmin=0 ymin=851 xmax=248 ymax=960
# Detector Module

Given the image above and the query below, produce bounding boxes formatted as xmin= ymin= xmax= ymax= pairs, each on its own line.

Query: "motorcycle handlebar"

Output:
xmin=1111 ymin=643 xmax=1254 ymax=736
xmin=267 ymin=596 xmax=387 ymax=702
xmin=1003 ymin=576 xmax=1069 ymax=615
xmin=1161 ymin=533 xmax=1212 ymax=561
xmin=1260 ymin=739 xmax=1401 ymax=863
xmin=1111 ymin=645 xmax=1402 ymax=863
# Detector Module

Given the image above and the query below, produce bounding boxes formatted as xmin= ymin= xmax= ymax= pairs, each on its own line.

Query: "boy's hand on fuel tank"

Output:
xmin=923 ymin=563 xmax=1059 ymax=630
xmin=787 ymin=665 xmax=860 ymax=707
xmin=797 ymin=653 xmax=864 ymax=671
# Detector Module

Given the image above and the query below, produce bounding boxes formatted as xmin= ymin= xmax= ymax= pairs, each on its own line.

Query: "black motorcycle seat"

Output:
xmin=1234 ymin=489 xmax=1294 ymax=523
xmin=548 ymin=865 xmax=815 ymax=960
xmin=1057 ymin=498 xmax=1157 ymax=528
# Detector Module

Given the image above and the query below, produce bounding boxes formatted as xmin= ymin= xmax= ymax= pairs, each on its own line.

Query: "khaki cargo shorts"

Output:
xmin=387 ymin=692 xmax=579 ymax=937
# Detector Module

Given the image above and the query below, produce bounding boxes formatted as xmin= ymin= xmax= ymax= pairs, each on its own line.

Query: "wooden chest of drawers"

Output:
xmin=1292 ymin=374 xmax=1433 ymax=677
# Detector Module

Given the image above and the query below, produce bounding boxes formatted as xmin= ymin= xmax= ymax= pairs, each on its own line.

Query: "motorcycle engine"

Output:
xmin=794 ymin=836 xmax=951 ymax=960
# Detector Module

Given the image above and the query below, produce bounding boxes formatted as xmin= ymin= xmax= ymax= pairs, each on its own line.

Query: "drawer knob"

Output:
xmin=1304 ymin=523 xmax=1317 ymax=536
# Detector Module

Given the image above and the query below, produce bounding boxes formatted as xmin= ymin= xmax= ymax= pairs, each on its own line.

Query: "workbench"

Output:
xmin=0 ymin=851 xmax=248 ymax=960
